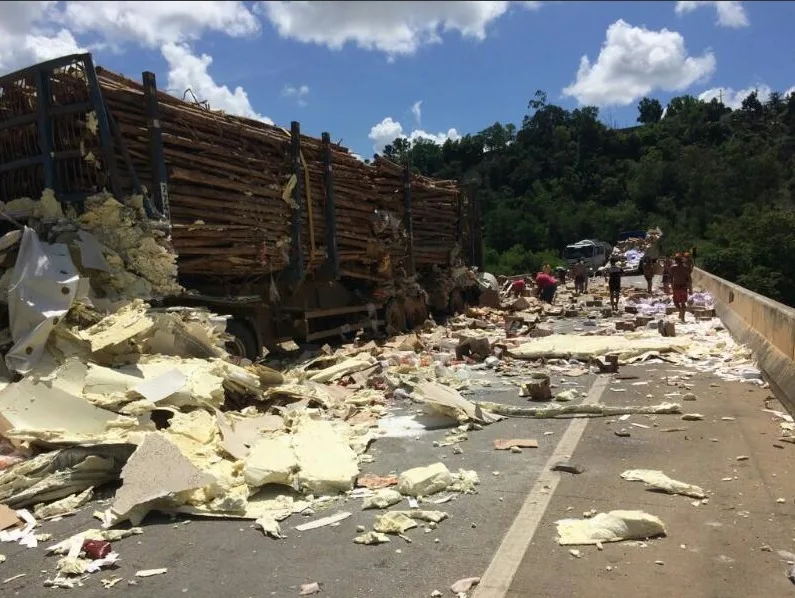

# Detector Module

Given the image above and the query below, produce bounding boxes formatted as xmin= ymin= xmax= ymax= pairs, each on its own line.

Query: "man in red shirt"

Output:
xmin=535 ymin=265 xmax=558 ymax=303
xmin=510 ymin=278 xmax=526 ymax=297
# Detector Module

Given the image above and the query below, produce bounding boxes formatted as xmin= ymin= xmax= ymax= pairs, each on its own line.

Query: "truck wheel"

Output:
xmin=449 ymin=289 xmax=465 ymax=314
xmin=385 ymin=298 xmax=407 ymax=334
xmin=225 ymin=319 xmax=259 ymax=361
xmin=405 ymin=296 xmax=428 ymax=329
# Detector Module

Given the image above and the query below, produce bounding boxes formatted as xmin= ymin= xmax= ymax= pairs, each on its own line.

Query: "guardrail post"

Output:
xmin=403 ymin=160 xmax=414 ymax=275
xmin=321 ymin=132 xmax=340 ymax=278
xmin=290 ymin=121 xmax=305 ymax=282
xmin=142 ymin=71 xmax=170 ymax=221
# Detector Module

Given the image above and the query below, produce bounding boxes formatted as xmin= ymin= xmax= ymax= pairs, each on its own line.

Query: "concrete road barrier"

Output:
xmin=692 ymin=268 xmax=795 ymax=413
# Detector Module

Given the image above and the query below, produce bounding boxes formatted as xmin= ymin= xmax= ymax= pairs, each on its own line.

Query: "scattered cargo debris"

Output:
xmin=0 ymin=83 xmax=778 ymax=592
xmin=556 ymin=510 xmax=667 ymax=546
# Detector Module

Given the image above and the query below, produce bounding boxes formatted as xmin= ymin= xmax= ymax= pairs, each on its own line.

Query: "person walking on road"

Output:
xmin=670 ymin=253 xmax=692 ymax=322
xmin=683 ymin=252 xmax=694 ymax=293
xmin=605 ymin=257 xmax=623 ymax=312
xmin=661 ymin=255 xmax=672 ymax=295
xmin=642 ymin=256 xmax=655 ymax=294
xmin=573 ymin=259 xmax=587 ymax=295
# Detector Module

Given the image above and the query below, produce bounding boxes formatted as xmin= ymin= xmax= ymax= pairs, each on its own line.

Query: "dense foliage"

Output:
xmin=375 ymin=90 xmax=795 ymax=306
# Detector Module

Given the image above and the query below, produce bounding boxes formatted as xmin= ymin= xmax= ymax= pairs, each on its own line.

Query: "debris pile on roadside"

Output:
xmin=0 ymin=194 xmax=507 ymax=585
xmin=611 ymin=227 xmax=663 ymax=272
xmin=0 ymin=210 xmax=771 ymax=590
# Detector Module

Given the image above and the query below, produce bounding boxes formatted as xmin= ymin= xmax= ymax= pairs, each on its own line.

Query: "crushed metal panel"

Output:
xmin=6 ymin=227 xmax=82 ymax=374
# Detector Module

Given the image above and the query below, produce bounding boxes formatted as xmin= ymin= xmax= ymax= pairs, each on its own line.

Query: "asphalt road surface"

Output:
xmin=3 ymin=279 xmax=792 ymax=598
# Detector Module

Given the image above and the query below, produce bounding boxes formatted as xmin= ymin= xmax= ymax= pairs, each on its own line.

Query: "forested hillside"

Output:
xmin=376 ymin=90 xmax=795 ymax=307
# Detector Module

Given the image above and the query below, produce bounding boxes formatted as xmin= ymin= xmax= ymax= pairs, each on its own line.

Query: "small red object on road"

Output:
xmin=82 ymin=539 xmax=112 ymax=559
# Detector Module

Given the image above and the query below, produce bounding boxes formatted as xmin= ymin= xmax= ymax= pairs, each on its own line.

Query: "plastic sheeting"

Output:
xmin=6 ymin=228 xmax=82 ymax=374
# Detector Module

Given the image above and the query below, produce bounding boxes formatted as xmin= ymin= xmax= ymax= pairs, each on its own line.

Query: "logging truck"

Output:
xmin=0 ymin=54 xmax=484 ymax=359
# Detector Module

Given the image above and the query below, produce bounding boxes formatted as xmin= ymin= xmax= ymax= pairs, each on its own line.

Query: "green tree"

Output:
xmin=637 ymin=97 xmax=664 ymax=124
xmin=374 ymin=87 xmax=795 ymax=306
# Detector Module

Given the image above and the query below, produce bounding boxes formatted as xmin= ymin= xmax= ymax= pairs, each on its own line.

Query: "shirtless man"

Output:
xmin=669 ymin=254 xmax=692 ymax=322
xmin=682 ymin=252 xmax=694 ymax=294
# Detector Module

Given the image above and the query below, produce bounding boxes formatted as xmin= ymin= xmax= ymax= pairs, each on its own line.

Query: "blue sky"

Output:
xmin=2 ymin=1 xmax=793 ymax=159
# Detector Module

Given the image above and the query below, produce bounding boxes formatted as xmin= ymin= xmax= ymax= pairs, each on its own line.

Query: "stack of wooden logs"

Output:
xmin=95 ymin=67 xmax=409 ymax=283
xmin=97 ymin=68 xmax=294 ymax=279
xmin=373 ymin=156 xmax=461 ymax=267
xmin=2 ymin=62 xmax=464 ymax=287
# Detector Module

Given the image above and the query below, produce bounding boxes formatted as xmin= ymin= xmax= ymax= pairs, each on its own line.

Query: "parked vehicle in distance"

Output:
xmin=563 ymin=239 xmax=613 ymax=273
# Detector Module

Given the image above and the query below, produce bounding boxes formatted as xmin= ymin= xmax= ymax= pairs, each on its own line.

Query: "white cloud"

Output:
xmin=368 ymin=116 xmax=460 ymax=154
xmin=282 ymin=83 xmax=310 ymax=107
xmin=411 ymin=100 xmax=423 ymax=126
xmin=675 ymin=1 xmax=749 ymax=28
xmin=699 ymin=83 xmax=795 ymax=108
xmin=61 ymin=1 xmax=260 ymax=48
xmin=562 ymin=19 xmax=716 ymax=106
xmin=0 ymin=2 xmax=84 ymax=72
xmin=257 ymin=1 xmax=540 ymax=58
xmin=161 ymin=42 xmax=272 ymax=124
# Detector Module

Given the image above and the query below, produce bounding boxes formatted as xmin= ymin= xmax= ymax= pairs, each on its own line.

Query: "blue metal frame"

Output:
xmin=142 ymin=71 xmax=170 ymax=221
xmin=403 ymin=160 xmax=414 ymax=274
xmin=34 ymin=69 xmax=56 ymax=192
xmin=82 ymin=54 xmax=122 ymax=200
xmin=321 ymin=132 xmax=340 ymax=278
xmin=289 ymin=121 xmax=305 ymax=282
xmin=1 ymin=52 xmax=164 ymax=221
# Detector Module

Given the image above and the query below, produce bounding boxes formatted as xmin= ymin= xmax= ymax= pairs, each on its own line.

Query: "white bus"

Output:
xmin=563 ymin=239 xmax=612 ymax=273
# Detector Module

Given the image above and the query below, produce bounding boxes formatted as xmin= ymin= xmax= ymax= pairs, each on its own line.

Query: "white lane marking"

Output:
xmin=473 ymin=375 xmax=610 ymax=598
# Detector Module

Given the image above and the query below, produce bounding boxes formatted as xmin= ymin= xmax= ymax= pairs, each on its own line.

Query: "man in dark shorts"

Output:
xmin=605 ymin=257 xmax=623 ymax=311
xmin=573 ymin=259 xmax=587 ymax=295
xmin=683 ymin=252 xmax=694 ymax=293
xmin=669 ymin=254 xmax=692 ymax=322
xmin=642 ymin=256 xmax=655 ymax=293
xmin=661 ymin=255 xmax=672 ymax=295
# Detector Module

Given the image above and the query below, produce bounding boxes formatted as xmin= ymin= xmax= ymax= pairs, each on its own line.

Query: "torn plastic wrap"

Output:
xmin=6 ymin=227 xmax=83 ymax=374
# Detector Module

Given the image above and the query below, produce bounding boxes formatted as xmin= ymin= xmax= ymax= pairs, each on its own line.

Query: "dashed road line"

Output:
xmin=472 ymin=375 xmax=610 ymax=598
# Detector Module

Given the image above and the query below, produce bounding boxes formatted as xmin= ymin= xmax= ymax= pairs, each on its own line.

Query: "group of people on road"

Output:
xmin=506 ymin=246 xmax=696 ymax=319
xmin=618 ymin=249 xmax=695 ymax=321
xmin=507 ymin=264 xmax=560 ymax=304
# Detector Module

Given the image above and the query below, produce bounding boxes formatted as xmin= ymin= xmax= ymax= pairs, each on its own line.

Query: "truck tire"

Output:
xmin=449 ymin=288 xmax=465 ymax=314
xmin=225 ymin=318 xmax=259 ymax=361
xmin=404 ymin=296 xmax=429 ymax=329
xmin=385 ymin=298 xmax=407 ymax=334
